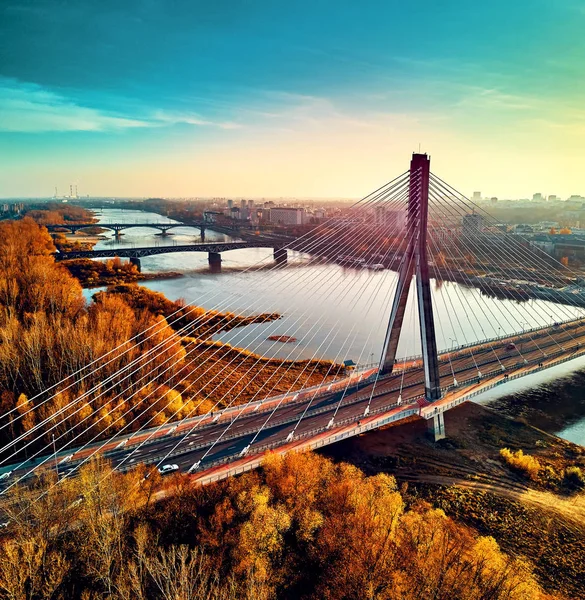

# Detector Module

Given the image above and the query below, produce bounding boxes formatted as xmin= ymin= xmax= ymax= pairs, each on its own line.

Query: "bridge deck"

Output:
xmin=54 ymin=239 xmax=286 ymax=259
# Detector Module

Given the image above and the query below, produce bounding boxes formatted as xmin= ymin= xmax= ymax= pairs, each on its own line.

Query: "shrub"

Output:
xmin=499 ymin=448 xmax=541 ymax=480
xmin=563 ymin=466 xmax=585 ymax=490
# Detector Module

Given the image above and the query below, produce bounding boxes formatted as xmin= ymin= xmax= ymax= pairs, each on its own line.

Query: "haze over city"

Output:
xmin=1 ymin=0 xmax=585 ymax=199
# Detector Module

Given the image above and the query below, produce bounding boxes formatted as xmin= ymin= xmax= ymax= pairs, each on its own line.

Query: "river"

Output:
xmin=88 ymin=207 xmax=585 ymax=445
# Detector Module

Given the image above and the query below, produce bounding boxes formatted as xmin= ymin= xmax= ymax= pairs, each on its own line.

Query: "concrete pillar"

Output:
xmin=274 ymin=248 xmax=288 ymax=264
xmin=428 ymin=411 xmax=446 ymax=442
xmin=129 ymin=257 xmax=141 ymax=272
xmin=208 ymin=252 xmax=222 ymax=266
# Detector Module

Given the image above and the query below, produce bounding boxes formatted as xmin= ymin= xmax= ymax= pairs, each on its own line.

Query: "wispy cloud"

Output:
xmin=0 ymin=78 xmax=150 ymax=132
xmin=151 ymin=110 xmax=242 ymax=130
xmin=0 ymin=79 xmax=243 ymax=133
xmin=455 ymin=86 xmax=539 ymax=111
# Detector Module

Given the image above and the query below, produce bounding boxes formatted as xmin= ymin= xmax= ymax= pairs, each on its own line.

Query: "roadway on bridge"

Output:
xmin=38 ymin=319 xmax=585 ymax=482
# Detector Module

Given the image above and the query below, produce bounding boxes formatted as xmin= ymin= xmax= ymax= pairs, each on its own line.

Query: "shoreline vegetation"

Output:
xmin=267 ymin=335 xmax=298 ymax=343
xmin=0 ymin=218 xmax=344 ymax=462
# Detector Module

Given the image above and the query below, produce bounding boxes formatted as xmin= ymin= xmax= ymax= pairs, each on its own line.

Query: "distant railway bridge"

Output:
xmin=54 ymin=240 xmax=290 ymax=270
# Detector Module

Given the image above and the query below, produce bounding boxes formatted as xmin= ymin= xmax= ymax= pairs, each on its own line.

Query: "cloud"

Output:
xmin=0 ymin=78 xmax=150 ymax=132
xmin=151 ymin=110 xmax=242 ymax=130
xmin=0 ymin=78 xmax=243 ymax=133
xmin=455 ymin=86 xmax=539 ymax=111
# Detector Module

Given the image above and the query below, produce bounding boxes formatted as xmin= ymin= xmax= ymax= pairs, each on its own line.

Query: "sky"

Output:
xmin=1 ymin=0 xmax=584 ymax=199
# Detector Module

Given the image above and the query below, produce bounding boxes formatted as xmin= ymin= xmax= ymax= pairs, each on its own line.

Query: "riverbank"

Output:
xmin=479 ymin=368 xmax=585 ymax=445
xmin=90 ymin=285 xmax=346 ymax=406
xmin=320 ymin=402 xmax=585 ymax=599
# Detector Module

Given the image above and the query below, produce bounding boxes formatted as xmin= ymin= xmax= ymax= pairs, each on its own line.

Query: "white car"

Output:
xmin=158 ymin=464 xmax=179 ymax=475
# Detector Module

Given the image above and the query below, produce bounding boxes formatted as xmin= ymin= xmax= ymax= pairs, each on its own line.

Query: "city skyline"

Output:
xmin=1 ymin=0 xmax=584 ymax=198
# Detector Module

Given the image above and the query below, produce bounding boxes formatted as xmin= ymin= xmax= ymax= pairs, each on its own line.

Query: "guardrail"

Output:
xmin=103 ymin=341 xmax=585 ymax=473
xmin=7 ymin=369 xmax=379 ymax=475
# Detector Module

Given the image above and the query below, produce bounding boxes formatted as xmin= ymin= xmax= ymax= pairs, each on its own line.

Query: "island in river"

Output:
xmin=64 ymin=257 xmax=183 ymax=288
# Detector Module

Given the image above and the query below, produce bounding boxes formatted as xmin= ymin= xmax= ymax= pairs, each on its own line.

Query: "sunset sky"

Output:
xmin=1 ymin=0 xmax=584 ymax=199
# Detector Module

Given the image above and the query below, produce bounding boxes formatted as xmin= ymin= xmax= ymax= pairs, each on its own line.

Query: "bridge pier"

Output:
xmin=129 ymin=257 xmax=141 ymax=272
xmin=428 ymin=411 xmax=446 ymax=442
xmin=208 ymin=252 xmax=222 ymax=270
xmin=274 ymin=248 xmax=287 ymax=265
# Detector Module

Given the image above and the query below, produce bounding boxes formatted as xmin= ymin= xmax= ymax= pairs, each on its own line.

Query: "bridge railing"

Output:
xmin=66 ymin=341 xmax=585 ymax=474
xmin=396 ymin=315 xmax=584 ymax=366
xmin=13 ymin=319 xmax=585 ymax=476
xmin=429 ymin=343 xmax=585 ymax=417
xmin=178 ymin=345 xmax=585 ymax=482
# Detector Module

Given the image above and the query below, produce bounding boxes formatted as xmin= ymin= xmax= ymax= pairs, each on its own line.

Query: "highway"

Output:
xmin=5 ymin=318 xmax=585 ymax=488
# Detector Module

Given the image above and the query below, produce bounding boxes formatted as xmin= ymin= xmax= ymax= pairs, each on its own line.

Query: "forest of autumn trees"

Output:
xmin=0 ymin=451 xmax=552 ymax=600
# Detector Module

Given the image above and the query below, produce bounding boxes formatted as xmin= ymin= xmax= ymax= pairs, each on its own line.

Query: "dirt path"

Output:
xmin=399 ymin=470 xmax=585 ymax=528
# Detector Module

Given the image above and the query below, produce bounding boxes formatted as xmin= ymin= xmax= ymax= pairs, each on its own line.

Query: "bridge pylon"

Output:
xmin=379 ymin=153 xmax=442 ymax=405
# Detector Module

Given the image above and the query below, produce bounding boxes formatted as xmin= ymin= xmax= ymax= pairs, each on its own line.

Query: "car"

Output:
xmin=158 ymin=464 xmax=179 ymax=475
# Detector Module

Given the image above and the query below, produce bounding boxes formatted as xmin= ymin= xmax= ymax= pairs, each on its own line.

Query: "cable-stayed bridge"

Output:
xmin=3 ymin=152 xmax=585 ymax=498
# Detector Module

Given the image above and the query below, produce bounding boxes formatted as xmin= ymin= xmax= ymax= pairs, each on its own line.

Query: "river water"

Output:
xmin=88 ymin=208 xmax=585 ymax=445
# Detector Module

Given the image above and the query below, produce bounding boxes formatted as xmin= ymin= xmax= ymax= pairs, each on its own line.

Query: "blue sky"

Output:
xmin=1 ymin=0 xmax=584 ymax=198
